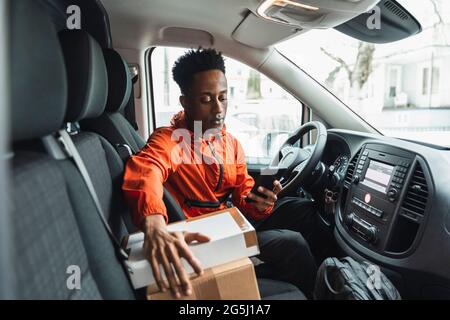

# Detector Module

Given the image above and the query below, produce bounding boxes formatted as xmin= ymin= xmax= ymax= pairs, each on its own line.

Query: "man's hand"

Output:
xmin=142 ymin=215 xmax=210 ymax=299
xmin=246 ymin=180 xmax=282 ymax=212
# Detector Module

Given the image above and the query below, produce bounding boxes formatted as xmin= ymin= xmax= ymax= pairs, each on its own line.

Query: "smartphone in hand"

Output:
xmin=245 ymin=167 xmax=285 ymax=203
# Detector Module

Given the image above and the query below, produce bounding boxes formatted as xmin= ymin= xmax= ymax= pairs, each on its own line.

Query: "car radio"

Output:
xmin=353 ymin=149 xmax=410 ymax=203
xmin=343 ymin=144 xmax=414 ymax=249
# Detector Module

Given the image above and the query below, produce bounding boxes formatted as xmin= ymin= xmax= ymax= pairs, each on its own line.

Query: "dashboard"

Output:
xmin=321 ymin=136 xmax=351 ymax=182
xmin=332 ymin=155 xmax=349 ymax=177
xmin=320 ymin=129 xmax=450 ymax=299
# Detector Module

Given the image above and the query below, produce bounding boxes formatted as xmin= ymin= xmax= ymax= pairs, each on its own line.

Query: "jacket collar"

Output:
xmin=170 ymin=110 xmax=227 ymax=142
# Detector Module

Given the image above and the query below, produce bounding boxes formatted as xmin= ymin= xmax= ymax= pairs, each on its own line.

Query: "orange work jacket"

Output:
xmin=122 ymin=111 xmax=273 ymax=228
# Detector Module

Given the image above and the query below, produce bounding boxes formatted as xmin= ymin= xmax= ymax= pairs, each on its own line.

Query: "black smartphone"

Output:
xmin=245 ymin=167 xmax=284 ymax=203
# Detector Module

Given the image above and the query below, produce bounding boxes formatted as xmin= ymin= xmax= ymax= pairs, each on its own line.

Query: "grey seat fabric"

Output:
xmin=58 ymin=29 xmax=137 ymax=236
xmin=55 ymin=158 xmax=136 ymax=299
xmin=82 ymin=47 xmax=186 ymax=223
xmin=11 ymin=0 xmax=137 ymax=300
xmin=12 ymin=151 xmax=102 ymax=300
xmin=84 ymin=48 xmax=145 ymax=157
xmin=10 ymin=0 xmax=102 ymax=299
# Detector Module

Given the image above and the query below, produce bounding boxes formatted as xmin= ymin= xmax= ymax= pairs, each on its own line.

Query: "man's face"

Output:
xmin=181 ymin=69 xmax=228 ymax=133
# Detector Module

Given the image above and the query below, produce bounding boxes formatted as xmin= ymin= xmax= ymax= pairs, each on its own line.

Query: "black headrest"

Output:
xmin=103 ymin=49 xmax=132 ymax=113
xmin=10 ymin=0 xmax=67 ymax=142
xmin=58 ymin=30 xmax=108 ymax=123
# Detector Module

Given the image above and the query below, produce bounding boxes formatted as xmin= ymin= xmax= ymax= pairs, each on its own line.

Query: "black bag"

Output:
xmin=313 ymin=257 xmax=401 ymax=300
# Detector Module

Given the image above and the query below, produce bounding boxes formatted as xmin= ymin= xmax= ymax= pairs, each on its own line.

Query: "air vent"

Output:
xmin=384 ymin=0 xmax=409 ymax=21
xmin=344 ymin=149 xmax=361 ymax=188
xmin=401 ymin=163 xmax=429 ymax=222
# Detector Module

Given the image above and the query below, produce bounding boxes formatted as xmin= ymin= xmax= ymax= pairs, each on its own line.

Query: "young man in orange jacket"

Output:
xmin=123 ymin=49 xmax=318 ymax=298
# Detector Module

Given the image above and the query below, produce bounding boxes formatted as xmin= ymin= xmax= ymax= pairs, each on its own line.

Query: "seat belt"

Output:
xmin=57 ymin=129 xmax=129 ymax=260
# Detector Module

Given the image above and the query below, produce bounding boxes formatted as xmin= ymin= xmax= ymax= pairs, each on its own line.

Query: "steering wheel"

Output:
xmin=270 ymin=121 xmax=327 ymax=197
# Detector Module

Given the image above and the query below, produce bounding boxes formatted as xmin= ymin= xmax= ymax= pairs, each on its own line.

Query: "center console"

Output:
xmin=339 ymin=143 xmax=430 ymax=257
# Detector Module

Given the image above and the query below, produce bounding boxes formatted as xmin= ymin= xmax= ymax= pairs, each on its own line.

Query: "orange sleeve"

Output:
xmin=122 ymin=128 xmax=178 ymax=228
xmin=231 ymin=139 xmax=273 ymax=221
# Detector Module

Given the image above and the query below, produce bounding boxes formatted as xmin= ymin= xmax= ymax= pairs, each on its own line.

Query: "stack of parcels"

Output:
xmin=121 ymin=207 xmax=261 ymax=300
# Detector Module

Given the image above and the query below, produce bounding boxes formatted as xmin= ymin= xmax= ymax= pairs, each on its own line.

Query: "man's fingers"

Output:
xmin=257 ymin=186 xmax=278 ymax=202
xmin=273 ymin=180 xmax=283 ymax=194
xmin=177 ymin=241 xmax=204 ymax=276
xmin=149 ymin=253 xmax=167 ymax=292
xmin=158 ymin=247 xmax=181 ymax=299
xmin=248 ymin=192 xmax=275 ymax=206
xmin=167 ymin=245 xmax=192 ymax=296
xmin=184 ymin=232 xmax=210 ymax=244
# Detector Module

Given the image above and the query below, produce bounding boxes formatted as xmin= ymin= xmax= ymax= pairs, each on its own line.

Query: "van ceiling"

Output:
xmin=101 ymin=0 xmax=381 ymax=50
xmin=102 ymin=0 xmax=256 ymax=49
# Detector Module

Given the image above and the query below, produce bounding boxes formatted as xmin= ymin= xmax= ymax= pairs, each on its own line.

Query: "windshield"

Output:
xmin=276 ymin=0 xmax=450 ymax=147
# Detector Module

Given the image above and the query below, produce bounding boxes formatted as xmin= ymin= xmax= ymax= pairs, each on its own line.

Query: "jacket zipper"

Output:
xmin=207 ymin=141 xmax=223 ymax=192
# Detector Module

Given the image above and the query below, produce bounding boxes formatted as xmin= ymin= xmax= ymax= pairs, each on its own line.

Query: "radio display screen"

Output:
xmin=363 ymin=160 xmax=394 ymax=193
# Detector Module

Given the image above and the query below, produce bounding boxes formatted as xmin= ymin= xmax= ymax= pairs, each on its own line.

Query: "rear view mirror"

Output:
xmin=335 ymin=0 xmax=422 ymax=44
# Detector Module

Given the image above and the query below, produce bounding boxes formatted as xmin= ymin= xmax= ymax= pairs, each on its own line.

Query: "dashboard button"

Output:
xmin=367 ymin=226 xmax=378 ymax=243
xmin=388 ymin=188 xmax=398 ymax=202
xmin=345 ymin=213 xmax=354 ymax=227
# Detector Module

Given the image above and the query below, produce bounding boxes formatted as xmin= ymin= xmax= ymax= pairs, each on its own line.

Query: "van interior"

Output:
xmin=2 ymin=0 xmax=450 ymax=300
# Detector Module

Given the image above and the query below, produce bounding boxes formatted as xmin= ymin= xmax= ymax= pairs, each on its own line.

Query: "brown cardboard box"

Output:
xmin=147 ymin=258 xmax=260 ymax=300
xmin=123 ymin=207 xmax=260 ymax=289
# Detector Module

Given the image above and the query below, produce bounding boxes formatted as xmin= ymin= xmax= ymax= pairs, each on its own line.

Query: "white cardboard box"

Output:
xmin=122 ymin=207 xmax=260 ymax=289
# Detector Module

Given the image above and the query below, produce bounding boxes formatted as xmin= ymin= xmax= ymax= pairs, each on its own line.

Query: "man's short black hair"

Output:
xmin=172 ymin=48 xmax=226 ymax=95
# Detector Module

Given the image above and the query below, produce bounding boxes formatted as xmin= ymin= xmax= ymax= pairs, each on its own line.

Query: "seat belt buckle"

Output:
xmin=116 ymin=144 xmax=134 ymax=160
xmin=120 ymin=235 xmax=132 ymax=260
xmin=119 ymin=247 xmax=130 ymax=260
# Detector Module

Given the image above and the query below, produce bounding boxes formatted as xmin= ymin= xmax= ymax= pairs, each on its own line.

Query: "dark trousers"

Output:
xmin=252 ymin=197 xmax=319 ymax=295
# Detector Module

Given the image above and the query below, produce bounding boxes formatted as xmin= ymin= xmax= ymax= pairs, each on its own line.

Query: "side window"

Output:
xmin=150 ymin=47 xmax=185 ymax=128
xmin=150 ymin=47 xmax=303 ymax=165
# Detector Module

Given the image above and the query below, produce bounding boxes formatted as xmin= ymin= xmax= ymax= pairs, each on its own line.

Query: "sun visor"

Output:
xmin=157 ymin=27 xmax=214 ymax=47
xmin=335 ymin=0 xmax=422 ymax=44
xmin=232 ymin=11 xmax=303 ymax=48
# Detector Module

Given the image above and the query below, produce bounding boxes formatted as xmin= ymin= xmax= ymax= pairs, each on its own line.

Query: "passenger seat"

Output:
xmin=58 ymin=29 xmax=137 ymax=237
xmin=81 ymin=45 xmax=186 ymax=223
xmin=82 ymin=48 xmax=145 ymax=160
xmin=10 ymin=0 xmax=134 ymax=299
